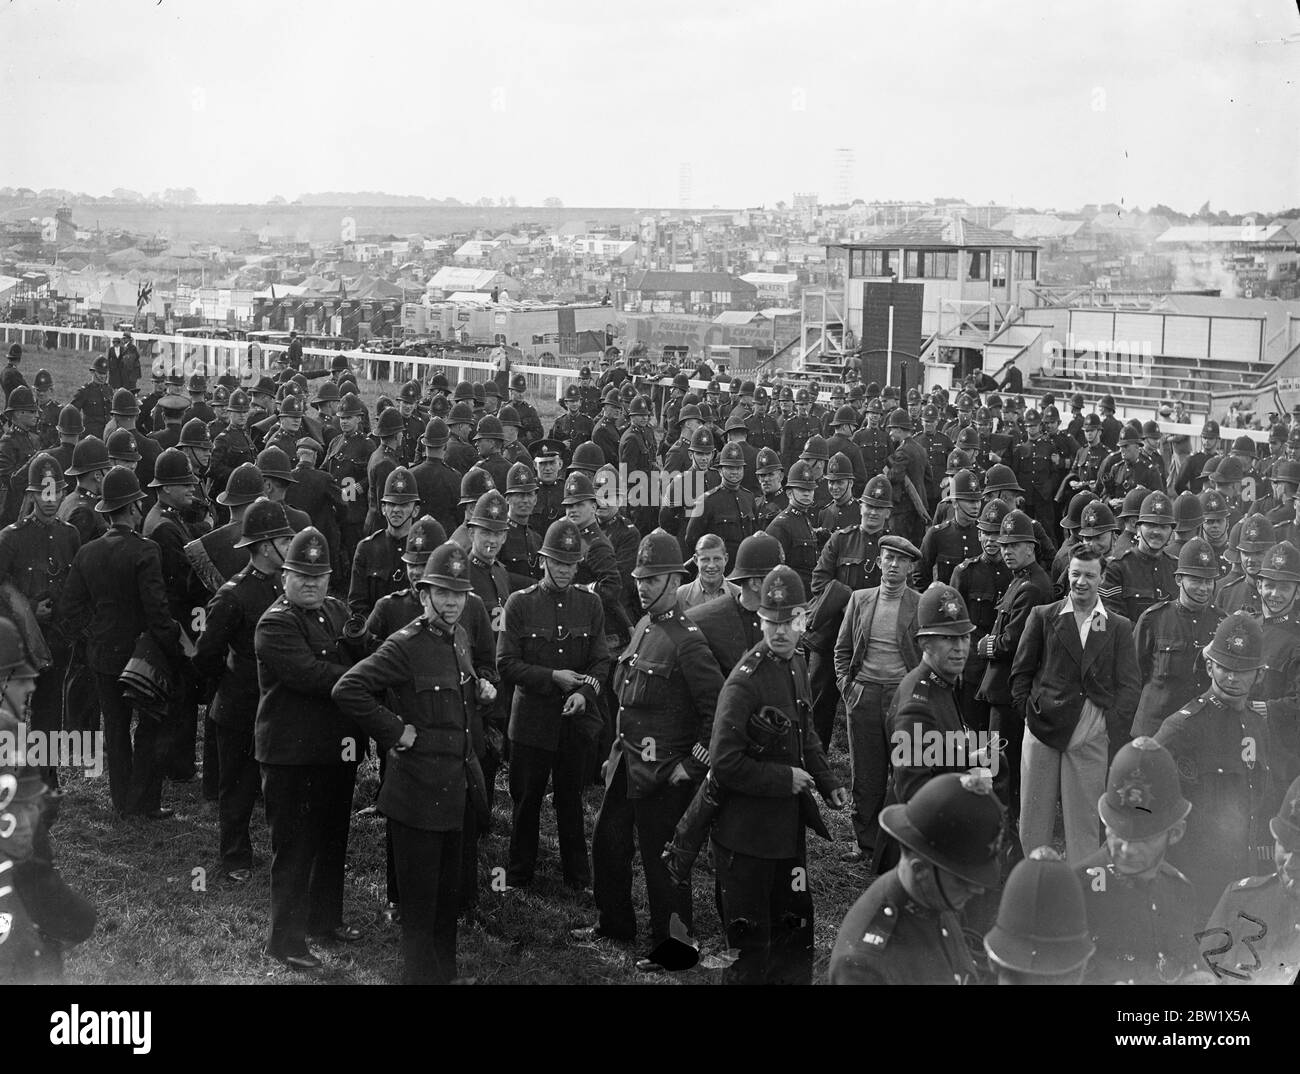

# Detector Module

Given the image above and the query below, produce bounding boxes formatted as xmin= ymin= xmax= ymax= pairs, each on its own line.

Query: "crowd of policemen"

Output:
xmin=2 ymin=335 xmax=1299 ymax=986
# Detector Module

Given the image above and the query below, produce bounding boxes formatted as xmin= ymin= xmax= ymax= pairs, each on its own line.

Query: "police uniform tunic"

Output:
xmin=364 ymin=444 xmax=401 ymax=534
xmin=812 ymin=525 xmax=883 ymax=593
xmin=1012 ymin=433 xmax=1057 ymax=519
xmin=852 ymin=425 xmax=892 ymax=481
xmin=745 ymin=412 xmax=780 ymax=453
xmin=710 ymin=642 xmax=838 ymax=984
xmin=1202 ymin=872 xmax=1300 ymax=984
xmin=779 ymin=413 xmax=817 ymax=471
xmin=0 ymin=512 xmax=80 ymax=739
xmin=498 ymin=580 xmax=609 ymax=886
xmin=550 ymin=410 xmax=595 ymax=451
xmin=1156 ymin=694 xmax=1273 ymax=921
xmin=1100 ymin=546 xmax=1176 ymax=623
xmin=1130 ymin=599 xmax=1225 ymax=737
xmin=184 ymin=519 xmax=249 ymax=596
xmin=682 ymin=482 xmax=756 ymax=568
xmin=332 ymin=616 xmax=480 ymax=984
xmin=323 ymin=429 xmax=375 ymax=574
xmin=1254 ymin=609 xmax=1300 ymax=784
xmin=70 ymin=381 xmax=111 ymax=440
xmin=755 ymin=488 xmax=788 ymax=529
xmin=348 ymin=529 xmax=407 ymax=622
xmin=599 ymin=511 xmax=642 ymax=634
xmin=950 ymin=552 xmax=1010 ymax=732
xmin=529 ymin=480 xmax=563 ymax=537
xmin=410 ymin=456 xmax=462 ymax=537
xmin=254 ymin=592 xmax=362 ymax=957
xmin=511 ymin=398 xmax=545 ymax=445
xmin=830 ymin=868 xmax=979 ymax=985
xmin=593 ymin=606 xmax=725 ymax=943
xmin=193 ymin=564 xmax=281 ymax=871
xmin=1075 ymin=849 xmax=1200 ymax=984
xmin=593 ymin=418 xmax=621 ymax=467
xmin=889 ymin=662 xmax=972 ymax=805
xmin=210 ymin=426 xmax=255 ymax=492
xmin=766 ymin=503 xmax=819 ymax=589
xmin=918 ymin=518 xmax=981 ymax=588
xmin=0 ymin=428 xmax=38 ymax=524
xmin=500 ymin=517 xmax=541 ymax=580
xmin=819 ymin=496 xmax=861 ymax=535
xmin=1215 ymin=574 xmax=1262 ymax=617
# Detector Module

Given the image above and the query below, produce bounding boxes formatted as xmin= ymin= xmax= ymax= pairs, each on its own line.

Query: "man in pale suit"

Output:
xmin=833 ymin=535 xmax=921 ymax=863
xmin=1010 ymin=547 xmax=1142 ymax=862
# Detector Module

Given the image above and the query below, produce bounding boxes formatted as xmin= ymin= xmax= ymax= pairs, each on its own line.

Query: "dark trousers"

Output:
xmin=591 ymin=759 xmax=696 ymax=946
xmin=202 ymin=714 xmax=220 ymax=801
xmin=165 ymin=675 xmax=198 ymax=780
xmin=389 ymin=819 xmax=462 ymax=984
xmin=96 ymin=673 xmax=164 ymax=816
xmin=215 ymin=720 xmax=259 ymax=872
xmin=507 ymin=729 xmax=590 ymax=887
xmin=457 ymin=746 xmax=497 ymax=912
xmin=989 ymin=702 xmax=1023 ymax=820
xmin=807 ymin=649 xmax=838 ymax=750
xmin=337 ymin=520 xmax=364 ymax=592
xmin=845 ymin=681 xmax=899 ymax=853
xmin=960 ymin=678 xmax=990 ymax=733
xmin=31 ymin=647 xmax=69 ymax=788
xmin=713 ymin=839 xmax=814 ymax=985
xmin=62 ymin=641 xmax=99 ymax=734
xmin=261 ymin=761 xmax=357 ymax=957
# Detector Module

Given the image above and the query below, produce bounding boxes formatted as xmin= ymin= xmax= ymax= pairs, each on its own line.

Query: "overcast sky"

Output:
xmin=2 ymin=0 xmax=1296 ymax=213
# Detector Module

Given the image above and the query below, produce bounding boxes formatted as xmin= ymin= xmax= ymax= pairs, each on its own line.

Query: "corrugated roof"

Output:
xmin=427 ymin=266 xmax=500 ymax=291
xmin=631 ymin=270 xmax=756 ymax=293
xmin=845 ymin=217 xmax=1036 ymax=249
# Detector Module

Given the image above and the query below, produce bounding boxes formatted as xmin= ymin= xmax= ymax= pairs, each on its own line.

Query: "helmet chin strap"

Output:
xmin=643 ymin=573 xmax=674 ymax=613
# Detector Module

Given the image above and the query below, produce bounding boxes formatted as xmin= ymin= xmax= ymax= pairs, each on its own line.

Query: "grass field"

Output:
xmin=11 ymin=347 xmax=872 ymax=984
xmin=54 ymin=730 xmax=862 ymax=986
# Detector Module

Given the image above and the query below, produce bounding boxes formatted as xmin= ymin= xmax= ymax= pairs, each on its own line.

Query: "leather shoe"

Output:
xmin=381 ymin=903 xmax=401 ymax=925
xmin=840 ymin=847 xmax=869 ymax=864
xmin=310 ymin=924 xmax=363 ymax=944
xmin=270 ymin=950 xmax=322 ymax=972
xmin=634 ymin=957 xmax=670 ymax=974
xmin=225 ymin=868 xmax=252 ymax=884
xmin=130 ymin=807 xmax=176 ymax=821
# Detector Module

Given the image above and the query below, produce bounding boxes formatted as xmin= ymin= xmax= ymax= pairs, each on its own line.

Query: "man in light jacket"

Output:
xmin=832 ymin=535 xmax=921 ymax=864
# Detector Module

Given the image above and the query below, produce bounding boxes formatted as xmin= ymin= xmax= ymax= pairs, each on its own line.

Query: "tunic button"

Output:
xmin=941 ymin=928 xmax=948 ymax=937
xmin=882 ymin=907 xmax=893 ymax=917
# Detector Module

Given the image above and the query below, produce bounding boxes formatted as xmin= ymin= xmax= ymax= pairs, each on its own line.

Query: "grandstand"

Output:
xmin=1012 ymin=290 xmax=1300 ymax=421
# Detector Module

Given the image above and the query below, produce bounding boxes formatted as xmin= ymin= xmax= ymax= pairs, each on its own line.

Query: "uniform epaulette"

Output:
xmin=836 ymin=524 xmax=856 ymax=535
xmin=1232 ymin=873 xmax=1276 ymax=891
xmin=858 ymin=898 xmax=903 ymax=951
xmin=395 ymin=621 xmax=421 ymax=640
xmin=739 ymin=648 xmax=765 ymax=675
xmin=521 ymin=583 xmax=540 ymax=594
xmin=1158 ymin=861 xmax=1193 ymax=886
xmin=1110 ymin=547 xmax=1133 ymax=560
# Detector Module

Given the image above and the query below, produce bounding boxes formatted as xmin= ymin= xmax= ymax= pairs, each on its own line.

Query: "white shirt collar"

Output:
xmin=1060 ymin=596 xmax=1108 ymax=621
